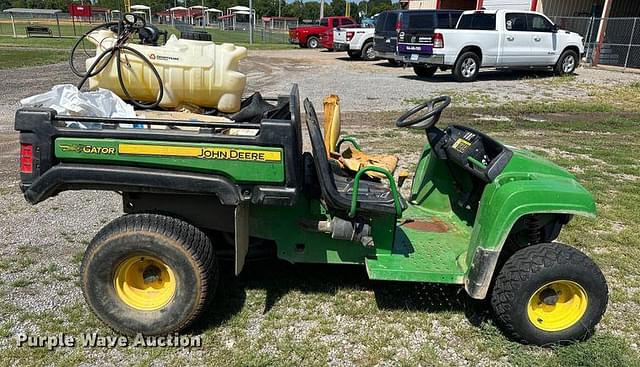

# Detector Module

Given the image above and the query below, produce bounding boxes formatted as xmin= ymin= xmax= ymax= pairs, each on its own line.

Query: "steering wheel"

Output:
xmin=123 ymin=13 xmax=146 ymax=29
xmin=395 ymin=96 xmax=451 ymax=129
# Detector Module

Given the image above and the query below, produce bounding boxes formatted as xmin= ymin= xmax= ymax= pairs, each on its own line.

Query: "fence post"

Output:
xmin=624 ymin=18 xmax=637 ymax=69
xmin=10 ymin=14 xmax=16 ymax=38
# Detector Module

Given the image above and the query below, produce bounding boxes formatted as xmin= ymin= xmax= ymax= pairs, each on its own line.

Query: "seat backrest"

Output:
xmin=322 ymin=95 xmax=341 ymax=156
xmin=303 ymin=98 xmax=346 ymax=210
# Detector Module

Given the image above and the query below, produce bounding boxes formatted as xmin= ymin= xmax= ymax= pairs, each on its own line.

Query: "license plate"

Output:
xmin=410 ymin=54 xmax=419 ymax=61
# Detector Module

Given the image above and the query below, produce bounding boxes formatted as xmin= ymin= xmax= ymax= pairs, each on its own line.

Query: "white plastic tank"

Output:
xmin=85 ymin=30 xmax=247 ymax=112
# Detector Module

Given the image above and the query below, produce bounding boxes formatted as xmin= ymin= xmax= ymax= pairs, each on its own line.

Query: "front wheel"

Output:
xmin=490 ymin=243 xmax=608 ymax=345
xmin=80 ymin=214 xmax=217 ymax=336
xmin=413 ymin=65 xmax=437 ymax=77
xmin=554 ymin=49 xmax=578 ymax=75
xmin=453 ymin=51 xmax=480 ymax=82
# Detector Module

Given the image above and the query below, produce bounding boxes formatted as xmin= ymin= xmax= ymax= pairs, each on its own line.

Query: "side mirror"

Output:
xmin=552 ymin=24 xmax=559 ymax=33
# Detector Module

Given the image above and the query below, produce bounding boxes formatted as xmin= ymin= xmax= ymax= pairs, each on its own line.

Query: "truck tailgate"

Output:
xmin=334 ymin=30 xmax=347 ymax=44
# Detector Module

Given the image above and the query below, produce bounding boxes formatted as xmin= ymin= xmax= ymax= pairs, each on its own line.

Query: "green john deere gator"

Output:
xmin=15 ymin=85 xmax=607 ymax=345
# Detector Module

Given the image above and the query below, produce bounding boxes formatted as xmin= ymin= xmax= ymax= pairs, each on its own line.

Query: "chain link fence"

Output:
xmin=551 ymin=16 xmax=640 ymax=69
xmin=0 ymin=12 xmax=108 ymax=38
xmin=1 ymin=13 xmax=293 ymax=45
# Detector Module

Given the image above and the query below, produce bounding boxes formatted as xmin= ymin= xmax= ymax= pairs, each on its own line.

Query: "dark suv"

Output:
xmin=373 ymin=10 xmax=401 ymax=65
xmin=374 ymin=9 xmax=462 ymax=65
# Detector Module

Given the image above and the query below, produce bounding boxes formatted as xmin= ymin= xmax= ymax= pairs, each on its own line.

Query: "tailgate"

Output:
xmin=334 ymin=30 xmax=347 ymax=43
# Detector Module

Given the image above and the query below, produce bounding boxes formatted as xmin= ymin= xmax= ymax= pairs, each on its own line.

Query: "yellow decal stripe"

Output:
xmin=118 ymin=144 xmax=282 ymax=162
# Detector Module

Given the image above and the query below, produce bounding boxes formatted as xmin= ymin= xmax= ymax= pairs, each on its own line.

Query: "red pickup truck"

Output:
xmin=289 ymin=16 xmax=357 ymax=49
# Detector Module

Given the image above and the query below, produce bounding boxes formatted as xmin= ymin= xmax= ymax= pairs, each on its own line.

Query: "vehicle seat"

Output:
xmin=304 ymin=98 xmax=406 ymax=217
xmin=323 ymin=95 xmax=398 ymax=179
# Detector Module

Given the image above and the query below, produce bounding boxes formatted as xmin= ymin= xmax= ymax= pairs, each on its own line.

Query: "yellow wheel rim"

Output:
xmin=113 ymin=255 xmax=176 ymax=311
xmin=527 ymin=280 xmax=588 ymax=332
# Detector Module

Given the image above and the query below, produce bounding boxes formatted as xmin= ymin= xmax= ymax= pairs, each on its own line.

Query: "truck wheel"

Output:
xmin=361 ymin=42 xmax=376 ymax=61
xmin=307 ymin=36 xmax=319 ymax=49
xmin=490 ymin=243 xmax=607 ymax=345
xmin=554 ymin=49 xmax=578 ymax=76
xmin=80 ymin=213 xmax=217 ymax=336
xmin=453 ymin=51 xmax=480 ymax=82
xmin=413 ymin=65 xmax=437 ymax=77
xmin=347 ymin=50 xmax=361 ymax=59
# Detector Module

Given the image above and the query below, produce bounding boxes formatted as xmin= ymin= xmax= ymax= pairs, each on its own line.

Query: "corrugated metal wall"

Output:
xmin=538 ymin=0 xmax=596 ymax=17
xmin=610 ymin=1 xmax=640 ymax=17
xmin=482 ymin=0 xmax=532 ymax=10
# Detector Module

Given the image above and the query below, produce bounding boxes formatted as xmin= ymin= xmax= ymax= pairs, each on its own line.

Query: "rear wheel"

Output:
xmin=81 ymin=213 xmax=217 ymax=336
xmin=413 ymin=65 xmax=437 ymax=77
xmin=347 ymin=50 xmax=361 ymax=59
xmin=307 ymin=36 xmax=319 ymax=49
xmin=361 ymin=42 xmax=376 ymax=61
xmin=554 ymin=49 xmax=578 ymax=75
xmin=453 ymin=51 xmax=480 ymax=82
xmin=490 ymin=243 xmax=608 ymax=345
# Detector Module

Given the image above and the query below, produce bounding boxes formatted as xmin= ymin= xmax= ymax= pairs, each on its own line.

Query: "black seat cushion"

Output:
xmin=303 ymin=99 xmax=406 ymax=217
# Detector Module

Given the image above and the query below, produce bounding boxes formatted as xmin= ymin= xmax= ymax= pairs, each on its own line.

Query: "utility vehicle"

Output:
xmin=15 ymin=86 xmax=607 ymax=345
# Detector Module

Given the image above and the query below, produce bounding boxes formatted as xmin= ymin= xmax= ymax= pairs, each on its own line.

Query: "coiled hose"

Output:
xmin=69 ymin=18 xmax=164 ymax=109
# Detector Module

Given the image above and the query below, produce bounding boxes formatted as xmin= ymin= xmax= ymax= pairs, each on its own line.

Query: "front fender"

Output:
xmin=464 ymin=173 xmax=596 ymax=299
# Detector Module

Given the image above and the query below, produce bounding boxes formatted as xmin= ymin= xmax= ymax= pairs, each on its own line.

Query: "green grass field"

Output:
xmin=0 ymin=48 xmax=69 ymax=69
xmin=1 ymin=83 xmax=640 ymax=365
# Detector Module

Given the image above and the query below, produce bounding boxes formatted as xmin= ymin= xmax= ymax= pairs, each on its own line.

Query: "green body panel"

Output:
xmin=366 ymin=204 xmax=471 ymax=284
xmin=247 ymin=199 xmax=394 ymax=265
xmin=464 ymin=149 xmax=596 ymax=268
xmin=54 ymin=137 xmax=285 ymax=183
xmin=59 ymin=132 xmax=594 ymax=287
xmin=244 ymin=143 xmax=595 ymax=286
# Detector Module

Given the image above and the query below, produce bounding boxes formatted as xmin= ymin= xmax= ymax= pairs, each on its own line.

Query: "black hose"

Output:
xmin=70 ymin=19 xmax=164 ymax=110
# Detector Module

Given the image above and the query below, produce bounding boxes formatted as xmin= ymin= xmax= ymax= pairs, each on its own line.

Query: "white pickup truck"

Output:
xmin=333 ymin=27 xmax=376 ymax=61
xmin=398 ymin=10 xmax=585 ymax=81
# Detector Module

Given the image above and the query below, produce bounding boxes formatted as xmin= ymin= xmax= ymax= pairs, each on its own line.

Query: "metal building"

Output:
xmin=402 ymin=0 xmax=640 ymax=68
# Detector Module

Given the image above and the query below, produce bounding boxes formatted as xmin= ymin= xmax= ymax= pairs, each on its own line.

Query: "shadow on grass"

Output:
xmin=194 ymin=258 xmax=491 ymax=333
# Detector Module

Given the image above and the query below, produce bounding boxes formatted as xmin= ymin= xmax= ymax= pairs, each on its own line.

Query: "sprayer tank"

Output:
xmin=85 ymin=30 xmax=247 ymax=112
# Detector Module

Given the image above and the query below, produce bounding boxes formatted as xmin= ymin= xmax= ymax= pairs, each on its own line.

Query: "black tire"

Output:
xmin=413 ymin=65 xmax=437 ymax=77
xmin=361 ymin=42 xmax=376 ymax=61
xmin=306 ymin=36 xmax=319 ymax=49
xmin=554 ymin=49 xmax=578 ymax=76
xmin=81 ymin=213 xmax=217 ymax=336
xmin=347 ymin=50 xmax=361 ymax=59
xmin=490 ymin=243 xmax=608 ymax=345
xmin=453 ymin=51 xmax=480 ymax=82
xmin=387 ymin=58 xmax=400 ymax=66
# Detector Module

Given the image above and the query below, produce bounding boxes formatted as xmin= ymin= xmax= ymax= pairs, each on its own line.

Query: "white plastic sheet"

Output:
xmin=20 ymin=84 xmax=135 ymax=118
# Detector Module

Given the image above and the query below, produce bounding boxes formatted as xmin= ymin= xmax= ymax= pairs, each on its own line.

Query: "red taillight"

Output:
xmin=433 ymin=33 xmax=444 ymax=48
xmin=20 ymin=143 xmax=33 ymax=174
xmin=346 ymin=31 xmax=354 ymax=41
xmin=395 ymin=20 xmax=401 ymax=33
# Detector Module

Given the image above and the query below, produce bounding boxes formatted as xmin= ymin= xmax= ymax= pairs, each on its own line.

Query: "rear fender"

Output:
xmin=464 ymin=173 xmax=596 ymax=299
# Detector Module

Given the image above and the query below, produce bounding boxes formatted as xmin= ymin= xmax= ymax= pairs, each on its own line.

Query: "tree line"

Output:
xmin=1 ymin=0 xmax=399 ymax=21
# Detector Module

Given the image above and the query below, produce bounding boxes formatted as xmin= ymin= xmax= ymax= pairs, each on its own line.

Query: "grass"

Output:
xmin=0 ymin=24 xmax=294 ymax=69
xmin=0 ymin=48 xmax=69 ymax=69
